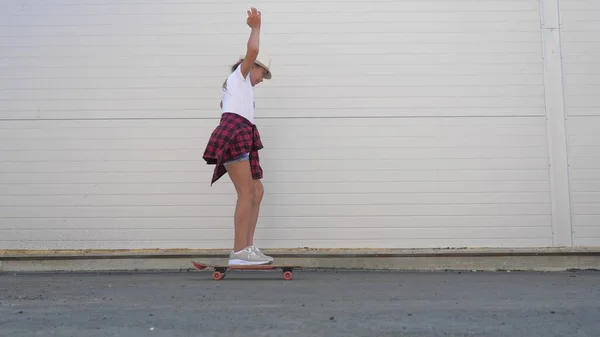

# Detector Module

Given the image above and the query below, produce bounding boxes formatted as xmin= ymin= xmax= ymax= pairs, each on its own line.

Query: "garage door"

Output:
xmin=0 ymin=0 xmax=553 ymax=250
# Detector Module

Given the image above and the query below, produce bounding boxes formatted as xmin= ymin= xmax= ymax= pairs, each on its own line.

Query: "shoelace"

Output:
xmin=248 ymin=248 xmax=261 ymax=258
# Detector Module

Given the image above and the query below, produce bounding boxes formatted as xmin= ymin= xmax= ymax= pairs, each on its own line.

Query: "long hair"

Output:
xmin=222 ymin=59 xmax=244 ymax=90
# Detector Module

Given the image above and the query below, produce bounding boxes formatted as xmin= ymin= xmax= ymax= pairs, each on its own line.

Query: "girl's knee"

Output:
xmin=237 ymin=182 xmax=256 ymax=204
xmin=253 ymin=180 xmax=264 ymax=202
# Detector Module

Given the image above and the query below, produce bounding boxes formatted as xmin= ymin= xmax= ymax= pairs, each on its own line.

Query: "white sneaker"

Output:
xmin=228 ymin=246 xmax=272 ymax=266
xmin=250 ymin=246 xmax=274 ymax=264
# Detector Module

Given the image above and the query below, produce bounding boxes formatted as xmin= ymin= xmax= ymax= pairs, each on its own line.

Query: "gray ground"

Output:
xmin=1 ymin=268 xmax=599 ymax=337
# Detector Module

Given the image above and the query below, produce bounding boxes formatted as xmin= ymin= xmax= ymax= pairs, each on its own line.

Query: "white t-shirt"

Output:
xmin=221 ymin=64 xmax=255 ymax=123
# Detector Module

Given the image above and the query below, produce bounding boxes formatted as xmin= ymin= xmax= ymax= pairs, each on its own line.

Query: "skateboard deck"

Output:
xmin=191 ymin=261 xmax=297 ymax=280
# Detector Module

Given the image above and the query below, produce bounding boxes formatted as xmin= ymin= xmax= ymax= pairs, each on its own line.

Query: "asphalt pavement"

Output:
xmin=1 ymin=268 xmax=599 ymax=336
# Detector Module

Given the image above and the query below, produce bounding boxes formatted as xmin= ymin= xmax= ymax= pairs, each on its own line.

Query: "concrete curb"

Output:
xmin=1 ymin=247 xmax=599 ymax=272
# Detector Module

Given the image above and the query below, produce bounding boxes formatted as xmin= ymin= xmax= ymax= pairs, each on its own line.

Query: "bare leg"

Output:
xmin=225 ymin=160 xmax=254 ymax=252
xmin=247 ymin=179 xmax=264 ymax=246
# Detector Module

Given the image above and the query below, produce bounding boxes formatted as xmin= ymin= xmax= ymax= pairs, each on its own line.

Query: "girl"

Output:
xmin=202 ymin=8 xmax=273 ymax=266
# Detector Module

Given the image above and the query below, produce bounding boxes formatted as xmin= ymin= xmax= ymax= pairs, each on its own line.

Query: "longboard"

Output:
xmin=191 ymin=261 xmax=296 ymax=280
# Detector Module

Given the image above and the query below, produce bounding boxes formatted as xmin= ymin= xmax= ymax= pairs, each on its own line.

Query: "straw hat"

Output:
xmin=239 ymin=54 xmax=272 ymax=79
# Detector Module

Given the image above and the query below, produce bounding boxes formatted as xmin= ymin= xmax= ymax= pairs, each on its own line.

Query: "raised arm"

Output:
xmin=239 ymin=8 xmax=261 ymax=79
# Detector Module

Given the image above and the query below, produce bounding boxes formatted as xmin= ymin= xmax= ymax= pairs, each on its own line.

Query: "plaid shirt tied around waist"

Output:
xmin=202 ymin=112 xmax=264 ymax=185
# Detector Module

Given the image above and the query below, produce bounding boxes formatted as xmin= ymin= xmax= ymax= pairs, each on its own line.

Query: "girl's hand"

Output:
xmin=246 ymin=7 xmax=261 ymax=29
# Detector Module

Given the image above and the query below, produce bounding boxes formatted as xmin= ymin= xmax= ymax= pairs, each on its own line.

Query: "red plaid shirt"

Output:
xmin=202 ymin=113 xmax=264 ymax=185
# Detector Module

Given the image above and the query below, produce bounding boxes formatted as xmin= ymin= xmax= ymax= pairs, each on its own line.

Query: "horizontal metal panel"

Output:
xmin=0 ymin=203 xmax=551 ymax=218
xmin=0 ymin=115 xmax=548 ymax=127
xmin=571 ymin=192 xmax=600 ymax=204
xmin=561 ymin=31 xmax=600 ymax=43
xmin=0 ymin=21 xmax=541 ymax=36
xmin=0 ymin=96 xmax=546 ymax=114
xmin=0 ymin=215 xmax=553 ymax=230
xmin=564 ymin=75 xmax=600 ymax=87
xmin=561 ymin=21 xmax=600 ymax=32
xmin=559 ymin=0 xmax=600 ymax=11
xmin=0 ymin=192 xmax=551 ymax=207
xmin=0 ymin=180 xmax=551 ymax=195
xmin=2 ymin=10 xmax=539 ymax=26
xmin=0 ymin=137 xmax=548 ymax=151
xmin=0 ymin=169 xmax=550 ymax=186
xmin=564 ymin=104 xmax=600 ymax=118
xmin=0 ymin=158 xmax=549 ymax=172
xmin=560 ymin=8 xmax=600 ymax=26
xmin=0 ymin=153 xmax=548 ymax=166
xmin=0 ymin=226 xmax=551 ymax=243
xmin=0 ymin=32 xmax=544 ymax=47
xmin=570 ymin=169 xmax=600 ymax=181
xmin=562 ymin=42 xmax=600 ymax=55
xmin=0 ymin=160 xmax=550 ymax=178
xmin=570 ymin=181 xmax=600 ymax=192
xmin=0 ymin=43 xmax=541 ymax=57
xmin=569 ymin=158 xmax=600 ymax=168
xmin=0 ymin=79 xmax=545 ymax=101
xmin=0 ymin=164 xmax=551 ymax=183
xmin=0 ymin=125 xmax=547 ymax=140
xmin=562 ymin=63 xmax=600 ymax=74
xmin=572 ymin=204 xmax=600 ymax=215
xmin=564 ymin=85 xmax=600 ymax=97
xmin=0 ymin=107 xmax=547 ymax=120
xmin=0 ymin=108 xmax=548 ymax=119
xmin=0 ymin=237 xmax=554 ymax=250
xmin=571 ymin=215 xmax=600 ymax=244
xmin=2 ymin=1 xmax=541 ymax=15
xmin=0 ymin=53 xmax=545 ymax=70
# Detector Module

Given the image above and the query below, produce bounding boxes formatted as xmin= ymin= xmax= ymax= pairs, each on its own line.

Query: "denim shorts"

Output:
xmin=223 ymin=152 xmax=250 ymax=166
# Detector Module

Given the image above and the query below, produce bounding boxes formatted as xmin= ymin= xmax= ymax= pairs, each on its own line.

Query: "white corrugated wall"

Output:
xmin=561 ymin=0 xmax=600 ymax=246
xmin=0 ymin=0 xmax=594 ymax=250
